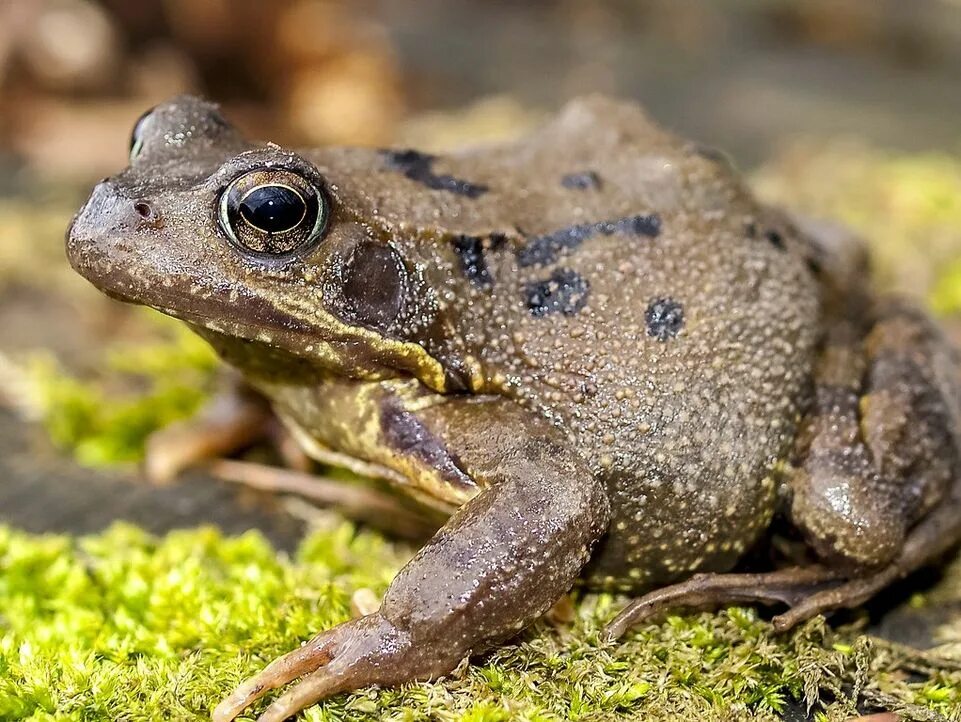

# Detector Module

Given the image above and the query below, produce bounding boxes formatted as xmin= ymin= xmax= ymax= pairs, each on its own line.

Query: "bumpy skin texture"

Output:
xmin=65 ymin=95 xmax=961 ymax=721
xmin=791 ymin=301 xmax=961 ymax=569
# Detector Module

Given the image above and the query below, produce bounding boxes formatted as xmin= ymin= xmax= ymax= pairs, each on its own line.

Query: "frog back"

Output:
xmin=310 ymin=97 xmax=822 ymax=588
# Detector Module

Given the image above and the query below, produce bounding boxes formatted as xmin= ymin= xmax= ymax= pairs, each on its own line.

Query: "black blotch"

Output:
xmin=524 ymin=268 xmax=590 ymax=317
xmin=518 ymin=224 xmax=593 ymax=268
xmin=561 ymin=171 xmax=602 ymax=190
xmin=381 ymin=148 xmax=488 ymax=199
xmin=381 ymin=400 xmax=473 ymax=490
xmin=517 ymin=213 xmax=661 ymax=267
xmin=488 ymin=232 xmax=508 ymax=250
xmin=341 ymin=242 xmax=405 ymax=328
xmin=745 ymin=221 xmax=758 ymax=238
xmin=645 ymin=297 xmax=684 ymax=341
xmin=765 ymin=229 xmax=785 ymax=250
xmin=452 ymin=235 xmax=493 ymax=288
xmin=806 ymin=256 xmax=823 ymax=276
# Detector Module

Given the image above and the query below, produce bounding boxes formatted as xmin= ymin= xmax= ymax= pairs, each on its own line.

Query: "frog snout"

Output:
xmin=66 ymin=180 xmax=167 ymax=294
xmin=67 ymin=181 xmax=160 ymax=260
xmin=70 ymin=179 xmax=163 ymax=236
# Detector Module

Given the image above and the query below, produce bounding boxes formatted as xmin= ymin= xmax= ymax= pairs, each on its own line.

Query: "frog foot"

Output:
xmin=145 ymin=386 xmax=274 ymax=483
xmin=607 ymin=471 xmax=961 ymax=641
xmin=603 ymin=565 xmax=848 ymax=640
xmin=213 ymin=612 xmax=443 ymax=722
xmin=207 ymin=459 xmax=439 ymax=539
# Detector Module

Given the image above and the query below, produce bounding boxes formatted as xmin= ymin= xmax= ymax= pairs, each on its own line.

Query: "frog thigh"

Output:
xmin=789 ymin=299 xmax=961 ymax=570
xmin=605 ymin=298 xmax=961 ymax=639
xmin=214 ymin=397 xmax=610 ymax=722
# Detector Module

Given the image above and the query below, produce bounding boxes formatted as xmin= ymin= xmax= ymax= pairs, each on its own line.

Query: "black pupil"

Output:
xmin=239 ymin=185 xmax=306 ymax=234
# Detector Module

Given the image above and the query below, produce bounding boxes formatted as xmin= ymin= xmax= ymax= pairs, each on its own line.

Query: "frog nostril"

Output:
xmin=133 ymin=199 xmax=164 ymax=228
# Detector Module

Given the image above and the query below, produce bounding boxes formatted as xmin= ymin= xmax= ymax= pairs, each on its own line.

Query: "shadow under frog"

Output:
xmin=66 ymin=95 xmax=961 ymax=721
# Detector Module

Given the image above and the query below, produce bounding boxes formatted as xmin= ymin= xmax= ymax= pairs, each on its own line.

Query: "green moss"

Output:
xmin=25 ymin=311 xmax=218 ymax=466
xmin=3 ymin=523 xmax=961 ymax=722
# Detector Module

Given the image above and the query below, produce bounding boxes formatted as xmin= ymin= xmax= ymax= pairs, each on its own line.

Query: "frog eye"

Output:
xmin=128 ymin=107 xmax=154 ymax=161
xmin=219 ymin=168 xmax=328 ymax=257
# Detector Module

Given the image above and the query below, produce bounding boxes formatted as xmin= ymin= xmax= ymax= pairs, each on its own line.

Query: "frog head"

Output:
xmin=66 ymin=96 xmax=448 ymax=389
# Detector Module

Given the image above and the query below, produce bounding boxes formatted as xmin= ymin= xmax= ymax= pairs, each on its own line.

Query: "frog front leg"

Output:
xmin=213 ymin=398 xmax=610 ymax=722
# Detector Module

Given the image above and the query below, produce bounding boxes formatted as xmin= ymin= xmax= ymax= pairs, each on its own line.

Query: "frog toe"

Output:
xmin=604 ymin=566 xmax=845 ymax=640
xmin=213 ymin=612 xmax=440 ymax=722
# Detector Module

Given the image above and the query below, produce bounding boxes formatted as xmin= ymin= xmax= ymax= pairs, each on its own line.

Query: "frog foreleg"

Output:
xmin=213 ymin=399 xmax=610 ymax=722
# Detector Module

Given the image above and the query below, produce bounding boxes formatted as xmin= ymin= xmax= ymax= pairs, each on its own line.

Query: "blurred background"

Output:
xmin=3 ymin=0 xmax=961 ymax=179
xmin=2 ymin=0 xmax=961 ymax=540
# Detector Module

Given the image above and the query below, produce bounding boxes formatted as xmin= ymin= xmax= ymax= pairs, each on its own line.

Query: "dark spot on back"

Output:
xmin=451 ymin=235 xmax=493 ymax=288
xmin=518 ymin=224 xmax=594 ymax=268
xmin=381 ymin=148 xmax=488 ymax=199
xmin=645 ymin=298 xmax=684 ymax=341
xmin=380 ymin=148 xmax=423 ymax=167
xmin=765 ymin=229 xmax=785 ymax=250
xmin=806 ymin=256 xmax=823 ymax=276
xmin=488 ymin=232 xmax=508 ymax=250
xmin=524 ymin=268 xmax=590 ymax=317
xmin=517 ymin=213 xmax=661 ymax=267
xmin=561 ymin=171 xmax=602 ymax=190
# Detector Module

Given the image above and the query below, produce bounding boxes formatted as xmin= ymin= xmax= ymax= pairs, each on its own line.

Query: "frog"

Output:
xmin=65 ymin=95 xmax=961 ymax=722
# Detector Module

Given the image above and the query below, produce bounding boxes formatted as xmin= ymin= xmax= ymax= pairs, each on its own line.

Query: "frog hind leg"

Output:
xmin=213 ymin=399 xmax=610 ymax=722
xmin=604 ymin=566 xmax=842 ymax=639
xmin=772 ymin=490 xmax=961 ymax=630
xmin=774 ymin=298 xmax=961 ymax=626
xmin=605 ymin=488 xmax=961 ymax=640
xmin=790 ymin=299 xmax=961 ymax=573
xmin=607 ymin=299 xmax=961 ymax=639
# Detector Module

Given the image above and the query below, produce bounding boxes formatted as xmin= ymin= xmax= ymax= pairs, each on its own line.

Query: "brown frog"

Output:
xmin=66 ymin=95 xmax=961 ymax=721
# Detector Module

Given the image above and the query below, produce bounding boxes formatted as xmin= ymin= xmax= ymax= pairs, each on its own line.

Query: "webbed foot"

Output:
xmin=606 ymin=482 xmax=961 ymax=641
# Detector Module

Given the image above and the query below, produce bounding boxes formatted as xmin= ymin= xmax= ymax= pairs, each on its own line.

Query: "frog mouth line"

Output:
xmin=99 ymin=284 xmax=316 ymax=345
xmin=80 ymin=261 xmax=414 ymax=381
xmin=66 ymin=232 xmax=312 ymax=340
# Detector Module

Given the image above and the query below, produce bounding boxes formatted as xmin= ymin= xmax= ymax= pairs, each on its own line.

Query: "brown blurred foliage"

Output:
xmin=0 ymin=0 xmax=405 ymax=180
xmin=0 ymin=0 xmax=958 ymax=183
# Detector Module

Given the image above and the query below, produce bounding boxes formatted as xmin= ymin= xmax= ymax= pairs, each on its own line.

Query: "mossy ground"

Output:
xmin=4 ymin=521 xmax=961 ymax=722
xmin=3 ymin=144 xmax=961 ymax=721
